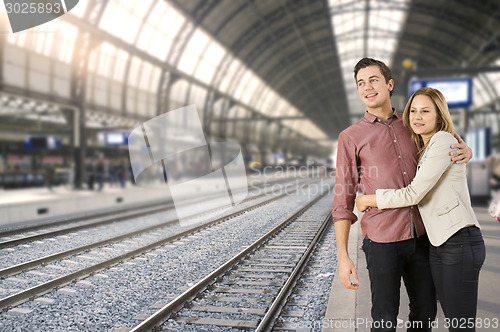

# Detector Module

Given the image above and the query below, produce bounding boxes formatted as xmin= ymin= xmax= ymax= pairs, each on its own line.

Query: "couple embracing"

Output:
xmin=332 ymin=58 xmax=485 ymax=332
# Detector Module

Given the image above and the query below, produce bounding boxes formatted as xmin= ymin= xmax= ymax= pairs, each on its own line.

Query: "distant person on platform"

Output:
xmin=45 ymin=163 xmax=54 ymax=192
xmin=109 ymin=159 xmax=118 ymax=187
xmin=96 ymin=157 xmax=105 ymax=191
xmin=488 ymin=154 xmax=500 ymax=221
xmin=332 ymin=58 xmax=472 ymax=331
xmin=356 ymin=87 xmax=485 ymax=331
xmin=118 ymin=158 xmax=127 ymax=188
xmin=86 ymin=159 xmax=95 ymax=190
xmin=488 ymin=154 xmax=500 ymax=192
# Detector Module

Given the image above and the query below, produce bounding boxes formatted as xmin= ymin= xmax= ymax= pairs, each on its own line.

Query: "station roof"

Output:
xmin=1 ymin=0 xmax=499 ymax=157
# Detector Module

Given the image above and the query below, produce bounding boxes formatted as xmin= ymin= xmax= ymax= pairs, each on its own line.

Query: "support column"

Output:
xmin=70 ymin=0 xmax=107 ymax=189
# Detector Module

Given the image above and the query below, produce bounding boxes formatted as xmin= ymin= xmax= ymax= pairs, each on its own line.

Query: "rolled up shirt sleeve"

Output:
xmin=376 ymin=132 xmax=456 ymax=209
xmin=332 ymin=132 xmax=359 ymax=224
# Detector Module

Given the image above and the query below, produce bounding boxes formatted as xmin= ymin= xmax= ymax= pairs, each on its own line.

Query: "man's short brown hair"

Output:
xmin=354 ymin=58 xmax=393 ymax=96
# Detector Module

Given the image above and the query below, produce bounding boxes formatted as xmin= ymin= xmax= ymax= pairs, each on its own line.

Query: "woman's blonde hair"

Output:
xmin=403 ymin=87 xmax=455 ymax=157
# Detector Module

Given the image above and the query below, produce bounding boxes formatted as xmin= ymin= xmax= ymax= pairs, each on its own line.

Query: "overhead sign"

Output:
xmin=409 ymin=78 xmax=473 ymax=108
xmin=105 ymin=132 xmax=129 ymax=146
xmin=25 ymin=136 xmax=62 ymax=150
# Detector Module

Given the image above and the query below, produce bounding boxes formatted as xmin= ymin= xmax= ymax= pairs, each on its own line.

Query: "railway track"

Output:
xmin=0 ymin=178 xmax=311 ymax=279
xmin=0 ymin=178 xmax=319 ymax=312
xmin=129 ymin=188 xmax=332 ymax=331
xmin=0 ymin=177 xmax=297 ymax=249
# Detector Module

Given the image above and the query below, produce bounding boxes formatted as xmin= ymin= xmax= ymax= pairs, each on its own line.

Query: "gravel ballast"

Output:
xmin=0 ymin=179 xmax=337 ymax=331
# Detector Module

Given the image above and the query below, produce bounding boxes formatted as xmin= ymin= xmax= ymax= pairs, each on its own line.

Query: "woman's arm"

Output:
xmin=375 ymin=132 xmax=457 ymax=210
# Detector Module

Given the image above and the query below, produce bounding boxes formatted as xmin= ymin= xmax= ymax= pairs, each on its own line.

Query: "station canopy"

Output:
xmin=1 ymin=0 xmax=500 ymax=158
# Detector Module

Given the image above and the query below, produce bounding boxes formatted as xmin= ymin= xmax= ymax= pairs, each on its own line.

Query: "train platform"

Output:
xmin=0 ymin=183 xmax=172 ymax=229
xmin=0 ymin=172 xmax=292 ymax=229
xmin=323 ymin=206 xmax=500 ymax=332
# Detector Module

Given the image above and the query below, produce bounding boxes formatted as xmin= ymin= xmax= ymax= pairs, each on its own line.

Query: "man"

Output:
xmin=332 ymin=58 xmax=472 ymax=331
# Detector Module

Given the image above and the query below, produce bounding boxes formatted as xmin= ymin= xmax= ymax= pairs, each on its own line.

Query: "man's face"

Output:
xmin=355 ymin=65 xmax=394 ymax=110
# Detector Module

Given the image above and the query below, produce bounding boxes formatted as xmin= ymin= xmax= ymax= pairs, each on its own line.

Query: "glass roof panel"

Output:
xmin=69 ymin=0 xmax=89 ymax=18
xmin=194 ymin=41 xmax=226 ymax=84
xmin=99 ymin=2 xmax=126 ymax=38
xmin=123 ymin=15 xmax=142 ymax=43
xmin=233 ymin=70 xmax=253 ymax=100
xmin=253 ymin=87 xmax=271 ymax=110
xmin=128 ymin=56 xmax=142 ymax=88
xmin=219 ymin=57 xmax=243 ymax=93
xmin=329 ymin=0 xmax=410 ymax=118
xmin=87 ymin=42 xmax=130 ymax=83
xmin=170 ymin=79 xmax=190 ymax=105
xmin=178 ymin=28 xmax=210 ymax=75
xmin=124 ymin=0 xmax=153 ymax=18
xmin=474 ymin=58 xmax=500 ymax=109
xmin=472 ymin=84 xmax=487 ymax=109
xmin=6 ymin=20 xmax=77 ymax=64
xmin=190 ymin=85 xmax=207 ymax=111
xmin=136 ymin=1 xmax=186 ymax=61
xmin=148 ymin=1 xmax=168 ymax=25
xmin=2 ymin=0 xmax=334 ymax=146
xmin=112 ymin=49 xmax=129 ymax=81
xmin=242 ymin=77 xmax=264 ymax=105
xmin=235 ymin=72 xmax=262 ymax=104
xmin=273 ymin=99 xmax=287 ymax=116
xmin=99 ymin=0 xmax=154 ymax=44
xmin=138 ymin=61 xmax=161 ymax=93
xmin=96 ymin=43 xmax=114 ymax=77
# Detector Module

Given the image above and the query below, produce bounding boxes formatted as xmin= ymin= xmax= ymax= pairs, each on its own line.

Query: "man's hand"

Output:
xmin=334 ymin=219 xmax=358 ymax=290
xmin=450 ymin=132 xmax=472 ymax=164
xmin=338 ymin=256 xmax=359 ymax=290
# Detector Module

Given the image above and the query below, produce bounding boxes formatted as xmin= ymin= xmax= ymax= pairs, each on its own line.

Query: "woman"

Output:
xmin=356 ymin=87 xmax=485 ymax=331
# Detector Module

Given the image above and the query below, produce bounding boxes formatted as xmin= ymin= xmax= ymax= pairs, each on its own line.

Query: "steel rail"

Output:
xmin=255 ymin=213 xmax=332 ymax=331
xmin=0 ymin=177 xmax=293 ymax=249
xmin=0 ymin=180 xmax=305 ymax=311
xmin=0 ymin=177 xmax=284 ymax=238
xmin=0 ymin=203 xmax=170 ymax=249
xmin=129 ymin=188 xmax=330 ymax=332
xmin=0 ymin=180 xmax=299 ymax=278
xmin=0 ymin=199 xmax=169 ymax=238
xmin=0 ymin=219 xmax=177 ymax=278
xmin=0 ymin=178 xmax=310 ymax=278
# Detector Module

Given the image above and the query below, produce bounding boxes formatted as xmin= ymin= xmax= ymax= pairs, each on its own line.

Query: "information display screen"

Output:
xmin=409 ymin=78 xmax=473 ymax=108
xmin=105 ymin=132 xmax=129 ymax=146
xmin=25 ymin=136 xmax=62 ymax=150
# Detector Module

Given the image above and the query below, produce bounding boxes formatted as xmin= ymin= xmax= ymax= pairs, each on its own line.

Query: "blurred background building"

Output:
xmin=0 ymin=0 xmax=499 ymax=196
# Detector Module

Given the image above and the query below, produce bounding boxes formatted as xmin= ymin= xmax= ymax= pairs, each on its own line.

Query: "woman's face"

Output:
xmin=409 ymin=94 xmax=439 ymax=142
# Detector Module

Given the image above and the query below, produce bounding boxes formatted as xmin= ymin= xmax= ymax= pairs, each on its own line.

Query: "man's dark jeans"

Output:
xmin=362 ymin=235 xmax=437 ymax=332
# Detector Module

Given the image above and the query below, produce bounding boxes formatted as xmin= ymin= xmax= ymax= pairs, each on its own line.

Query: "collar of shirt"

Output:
xmin=363 ymin=108 xmax=399 ymax=124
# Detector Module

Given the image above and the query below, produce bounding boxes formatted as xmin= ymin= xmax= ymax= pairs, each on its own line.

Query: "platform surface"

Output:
xmin=0 ymin=173 xmax=280 ymax=228
xmin=324 ymin=206 xmax=500 ymax=332
xmin=0 ymin=183 xmax=172 ymax=228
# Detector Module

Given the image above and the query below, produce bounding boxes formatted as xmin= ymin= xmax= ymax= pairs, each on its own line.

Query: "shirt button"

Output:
xmin=403 ymin=172 xmax=407 ymax=175
xmin=398 ymin=155 xmax=402 ymax=159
